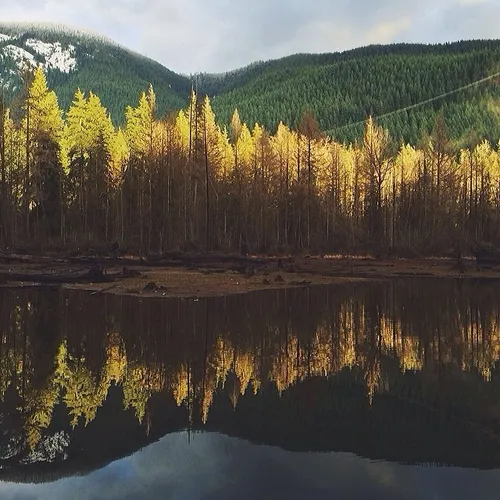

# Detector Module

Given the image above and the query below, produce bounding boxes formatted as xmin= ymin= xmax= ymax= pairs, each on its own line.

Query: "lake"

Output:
xmin=0 ymin=280 xmax=500 ymax=499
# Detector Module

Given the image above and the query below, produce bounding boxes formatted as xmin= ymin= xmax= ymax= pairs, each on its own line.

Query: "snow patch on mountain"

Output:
xmin=25 ymin=39 xmax=77 ymax=73
xmin=0 ymin=33 xmax=12 ymax=42
xmin=3 ymin=45 xmax=36 ymax=66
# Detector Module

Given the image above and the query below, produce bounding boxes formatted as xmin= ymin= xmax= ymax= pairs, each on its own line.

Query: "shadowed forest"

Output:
xmin=1 ymin=67 xmax=500 ymax=255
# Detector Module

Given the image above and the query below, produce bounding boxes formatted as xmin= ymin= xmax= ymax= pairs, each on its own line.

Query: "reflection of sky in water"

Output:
xmin=0 ymin=432 xmax=499 ymax=500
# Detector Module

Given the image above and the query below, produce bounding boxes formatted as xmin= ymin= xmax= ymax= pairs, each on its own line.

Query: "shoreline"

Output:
xmin=0 ymin=253 xmax=498 ymax=298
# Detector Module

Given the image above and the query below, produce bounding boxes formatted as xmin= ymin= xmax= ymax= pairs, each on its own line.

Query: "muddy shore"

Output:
xmin=0 ymin=253 xmax=496 ymax=298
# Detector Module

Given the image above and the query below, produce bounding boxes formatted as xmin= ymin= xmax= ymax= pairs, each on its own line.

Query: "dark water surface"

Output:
xmin=1 ymin=280 xmax=500 ymax=499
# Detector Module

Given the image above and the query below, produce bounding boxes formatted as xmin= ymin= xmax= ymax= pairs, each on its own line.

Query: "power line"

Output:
xmin=328 ymin=70 xmax=500 ymax=135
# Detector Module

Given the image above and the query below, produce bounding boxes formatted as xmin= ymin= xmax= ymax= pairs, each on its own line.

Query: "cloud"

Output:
xmin=0 ymin=0 xmax=498 ymax=73
xmin=365 ymin=18 xmax=413 ymax=45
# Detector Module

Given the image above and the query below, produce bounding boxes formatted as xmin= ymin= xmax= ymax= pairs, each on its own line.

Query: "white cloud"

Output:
xmin=365 ymin=18 xmax=412 ymax=45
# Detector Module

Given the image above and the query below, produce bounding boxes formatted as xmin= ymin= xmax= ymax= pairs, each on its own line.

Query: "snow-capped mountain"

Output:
xmin=0 ymin=23 xmax=190 ymax=121
xmin=0 ymin=35 xmax=76 ymax=77
xmin=0 ymin=25 xmax=86 ymax=90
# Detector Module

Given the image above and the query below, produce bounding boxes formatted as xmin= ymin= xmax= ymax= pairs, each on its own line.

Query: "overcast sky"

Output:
xmin=0 ymin=0 xmax=499 ymax=74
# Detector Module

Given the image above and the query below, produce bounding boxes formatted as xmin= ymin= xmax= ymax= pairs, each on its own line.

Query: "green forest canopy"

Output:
xmin=1 ymin=27 xmax=500 ymax=146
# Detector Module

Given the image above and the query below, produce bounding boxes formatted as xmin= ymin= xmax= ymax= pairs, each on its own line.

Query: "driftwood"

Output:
xmin=90 ymin=285 xmax=118 ymax=296
xmin=0 ymin=266 xmax=112 ymax=284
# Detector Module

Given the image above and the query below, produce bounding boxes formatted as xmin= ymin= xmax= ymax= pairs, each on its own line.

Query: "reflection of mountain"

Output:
xmin=1 ymin=281 xmax=500 ymax=482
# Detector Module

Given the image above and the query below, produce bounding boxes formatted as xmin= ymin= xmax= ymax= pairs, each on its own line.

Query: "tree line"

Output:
xmin=1 ymin=66 xmax=500 ymax=255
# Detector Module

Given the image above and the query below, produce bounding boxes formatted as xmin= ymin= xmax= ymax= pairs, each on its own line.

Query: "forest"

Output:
xmin=207 ymin=40 xmax=500 ymax=146
xmin=1 ymin=66 xmax=500 ymax=256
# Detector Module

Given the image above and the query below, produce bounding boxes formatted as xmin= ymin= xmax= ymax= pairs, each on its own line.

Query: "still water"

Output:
xmin=0 ymin=280 xmax=500 ymax=499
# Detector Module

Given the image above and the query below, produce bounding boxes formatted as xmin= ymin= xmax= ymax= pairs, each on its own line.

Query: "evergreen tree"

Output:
xmin=22 ymin=67 xmax=63 ymax=244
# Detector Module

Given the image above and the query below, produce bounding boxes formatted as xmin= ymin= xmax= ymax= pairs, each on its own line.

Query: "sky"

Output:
xmin=0 ymin=0 xmax=499 ymax=74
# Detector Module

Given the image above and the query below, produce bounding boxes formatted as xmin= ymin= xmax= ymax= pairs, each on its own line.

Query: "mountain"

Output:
xmin=0 ymin=23 xmax=191 ymax=121
xmin=204 ymin=41 xmax=500 ymax=145
xmin=1 ymin=23 xmax=500 ymax=144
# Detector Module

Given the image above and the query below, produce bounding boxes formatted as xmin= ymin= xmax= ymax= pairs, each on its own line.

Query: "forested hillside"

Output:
xmin=204 ymin=41 xmax=500 ymax=145
xmin=1 ymin=66 xmax=500 ymax=257
xmin=1 ymin=24 xmax=500 ymax=147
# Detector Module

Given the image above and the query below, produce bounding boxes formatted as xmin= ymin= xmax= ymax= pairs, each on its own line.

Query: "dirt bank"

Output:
xmin=0 ymin=253 xmax=496 ymax=298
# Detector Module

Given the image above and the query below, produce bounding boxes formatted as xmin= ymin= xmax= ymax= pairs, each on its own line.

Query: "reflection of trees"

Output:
xmin=1 ymin=281 xmax=500 ymax=450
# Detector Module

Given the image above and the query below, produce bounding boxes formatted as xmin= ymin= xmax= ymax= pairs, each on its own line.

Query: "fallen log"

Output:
xmin=91 ymin=284 xmax=118 ymax=295
xmin=145 ymin=252 xmax=294 ymax=267
xmin=0 ymin=266 xmax=112 ymax=284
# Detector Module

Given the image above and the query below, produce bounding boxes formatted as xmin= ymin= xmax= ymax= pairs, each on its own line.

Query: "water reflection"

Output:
xmin=5 ymin=432 xmax=500 ymax=500
xmin=1 ymin=280 xmax=500 ymax=481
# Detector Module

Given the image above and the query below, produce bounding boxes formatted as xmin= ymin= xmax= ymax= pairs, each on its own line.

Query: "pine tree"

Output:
xmin=64 ymin=89 xmax=115 ymax=244
xmin=124 ymin=86 xmax=158 ymax=250
xmin=362 ymin=116 xmax=392 ymax=251
xmin=22 ymin=67 xmax=63 ymax=245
